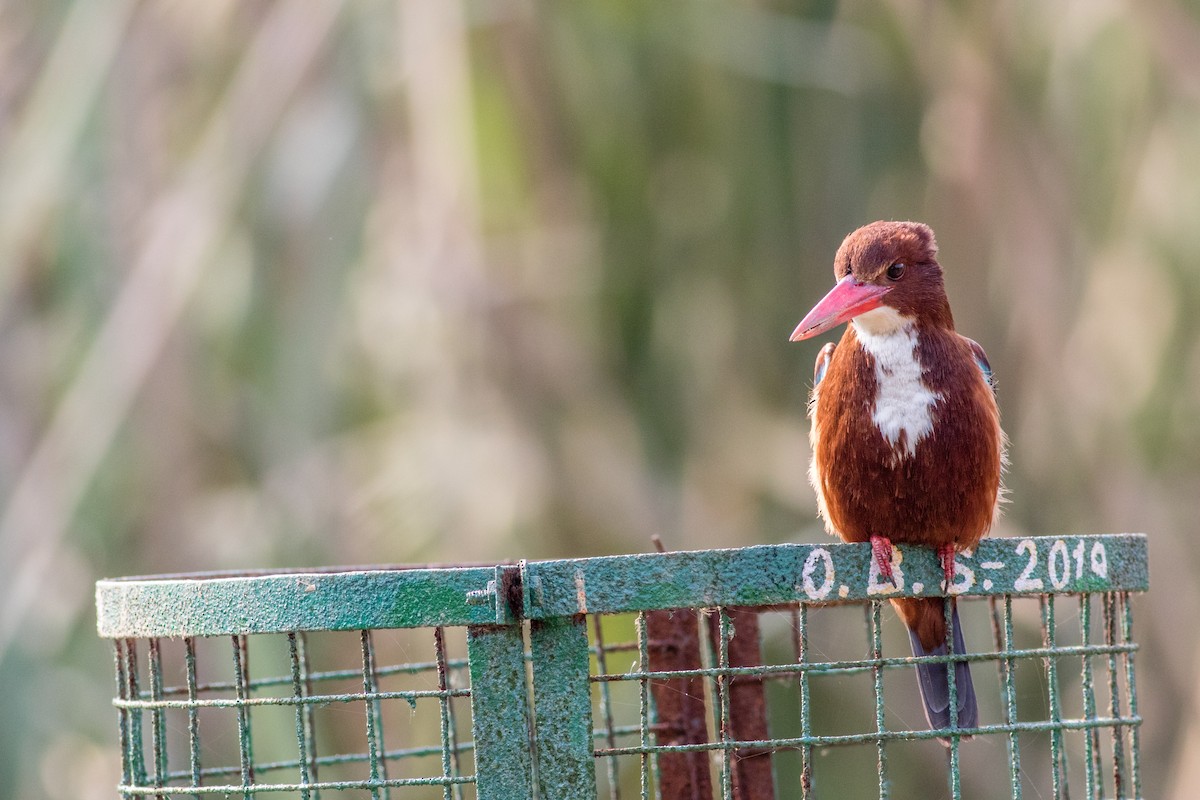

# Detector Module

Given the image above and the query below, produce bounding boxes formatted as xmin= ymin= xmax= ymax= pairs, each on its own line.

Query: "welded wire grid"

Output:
xmin=112 ymin=627 xmax=475 ymax=798
xmin=586 ymin=592 xmax=1141 ymax=800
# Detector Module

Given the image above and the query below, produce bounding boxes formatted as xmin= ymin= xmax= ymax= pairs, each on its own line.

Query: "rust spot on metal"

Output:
xmin=647 ymin=608 xmax=712 ymax=799
xmin=574 ymin=569 xmax=588 ymax=614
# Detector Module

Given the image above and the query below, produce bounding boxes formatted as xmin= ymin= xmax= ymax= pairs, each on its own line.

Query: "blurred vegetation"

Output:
xmin=2 ymin=0 xmax=1200 ymax=797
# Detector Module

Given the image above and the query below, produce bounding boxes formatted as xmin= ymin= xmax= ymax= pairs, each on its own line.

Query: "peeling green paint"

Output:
xmin=468 ymin=625 xmax=534 ymax=799
xmin=96 ymin=567 xmax=502 ymax=638
xmin=524 ymin=534 xmax=1148 ymax=620
xmin=96 ymin=536 xmax=1147 ymax=639
xmin=530 ymin=616 xmax=596 ymax=800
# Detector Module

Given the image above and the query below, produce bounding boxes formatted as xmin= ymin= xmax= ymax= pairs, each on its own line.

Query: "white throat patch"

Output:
xmin=852 ymin=313 xmax=940 ymax=457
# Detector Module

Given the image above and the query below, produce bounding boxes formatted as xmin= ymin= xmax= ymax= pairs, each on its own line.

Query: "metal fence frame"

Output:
xmin=97 ymin=533 xmax=1148 ymax=799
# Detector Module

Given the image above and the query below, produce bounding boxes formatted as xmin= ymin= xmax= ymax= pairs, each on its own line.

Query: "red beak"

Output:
xmin=789 ymin=275 xmax=892 ymax=341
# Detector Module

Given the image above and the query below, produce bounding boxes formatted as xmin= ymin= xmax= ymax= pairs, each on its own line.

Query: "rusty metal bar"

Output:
xmin=646 ymin=607 xmax=712 ymax=799
xmin=791 ymin=606 xmax=813 ymax=799
xmin=231 ymin=635 xmax=254 ymax=799
xmin=592 ymin=615 xmax=622 ymax=800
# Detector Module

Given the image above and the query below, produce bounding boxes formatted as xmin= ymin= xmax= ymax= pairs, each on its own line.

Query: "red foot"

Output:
xmin=937 ymin=544 xmax=956 ymax=591
xmin=870 ymin=535 xmax=896 ymax=585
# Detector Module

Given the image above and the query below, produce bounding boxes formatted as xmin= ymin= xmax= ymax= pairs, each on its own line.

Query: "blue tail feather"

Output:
xmin=907 ymin=605 xmax=977 ymax=745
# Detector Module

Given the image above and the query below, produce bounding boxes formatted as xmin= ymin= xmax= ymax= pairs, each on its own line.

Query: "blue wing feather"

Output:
xmin=813 ymin=342 xmax=836 ymax=388
xmin=964 ymin=336 xmax=995 ymax=392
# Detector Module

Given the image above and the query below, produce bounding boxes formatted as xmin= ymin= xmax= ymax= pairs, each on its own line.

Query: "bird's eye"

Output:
xmin=886 ymin=263 xmax=906 ymax=281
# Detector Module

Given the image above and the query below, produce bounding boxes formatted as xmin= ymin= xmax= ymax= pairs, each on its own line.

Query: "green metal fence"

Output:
xmin=96 ymin=534 xmax=1148 ymax=799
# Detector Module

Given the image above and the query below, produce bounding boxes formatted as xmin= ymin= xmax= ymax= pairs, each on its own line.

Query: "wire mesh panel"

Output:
xmin=572 ymin=593 xmax=1141 ymax=800
xmin=98 ymin=535 xmax=1148 ymax=799
xmin=111 ymin=628 xmax=478 ymax=797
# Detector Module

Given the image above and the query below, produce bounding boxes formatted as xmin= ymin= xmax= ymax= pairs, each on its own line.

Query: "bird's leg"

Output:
xmin=870 ymin=535 xmax=896 ymax=586
xmin=937 ymin=544 xmax=956 ymax=592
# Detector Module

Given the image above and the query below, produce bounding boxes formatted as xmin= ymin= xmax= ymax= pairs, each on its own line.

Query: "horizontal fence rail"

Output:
xmin=97 ymin=535 xmax=1147 ymax=637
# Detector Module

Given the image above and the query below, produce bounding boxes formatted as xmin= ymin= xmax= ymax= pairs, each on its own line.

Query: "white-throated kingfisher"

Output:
xmin=790 ymin=221 xmax=1005 ymax=741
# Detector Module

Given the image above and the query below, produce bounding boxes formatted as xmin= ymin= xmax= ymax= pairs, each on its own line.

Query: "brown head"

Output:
xmin=790 ymin=221 xmax=954 ymax=341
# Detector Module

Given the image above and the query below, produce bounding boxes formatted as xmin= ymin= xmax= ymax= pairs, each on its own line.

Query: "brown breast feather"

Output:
xmin=810 ymin=325 xmax=1002 ymax=550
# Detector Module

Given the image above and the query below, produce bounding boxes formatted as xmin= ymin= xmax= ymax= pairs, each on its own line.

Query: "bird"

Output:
xmin=789 ymin=220 xmax=1005 ymax=742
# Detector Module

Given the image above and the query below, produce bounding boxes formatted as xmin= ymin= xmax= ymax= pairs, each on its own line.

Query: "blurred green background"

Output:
xmin=1 ymin=0 xmax=1198 ymax=797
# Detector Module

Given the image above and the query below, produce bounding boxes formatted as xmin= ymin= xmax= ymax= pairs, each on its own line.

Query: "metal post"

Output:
xmin=468 ymin=624 xmax=535 ymax=799
xmin=530 ymin=615 xmax=596 ymax=800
